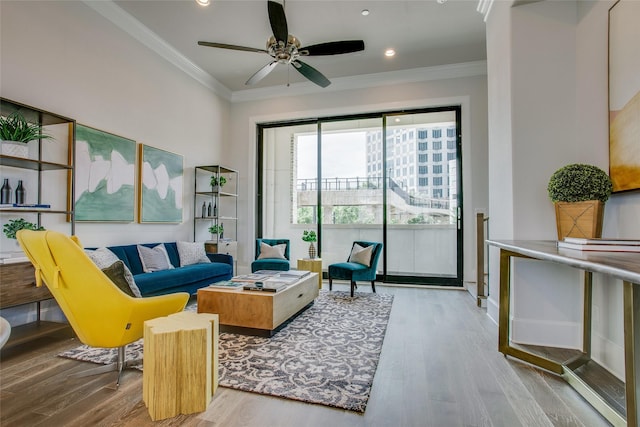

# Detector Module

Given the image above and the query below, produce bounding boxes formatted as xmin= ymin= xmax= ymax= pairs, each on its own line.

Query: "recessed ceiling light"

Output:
xmin=437 ymin=0 xmax=447 ymax=4
xmin=361 ymin=9 xmax=370 ymax=16
xmin=385 ymin=49 xmax=396 ymax=57
xmin=394 ymin=118 xmax=401 ymax=123
xmin=196 ymin=0 xmax=210 ymax=6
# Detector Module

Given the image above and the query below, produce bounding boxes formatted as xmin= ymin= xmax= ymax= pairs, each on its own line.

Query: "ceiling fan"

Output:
xmin=198 ymin=0 xmax=365 ymax=88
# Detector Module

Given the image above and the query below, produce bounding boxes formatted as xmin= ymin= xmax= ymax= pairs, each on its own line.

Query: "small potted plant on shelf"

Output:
xmin=0 ymin=111 xmax=53 ymax=158
xmin=210 ymin=175 xmax=227 ymax=191
xmin=3 ymin=218 xmax=45 ymax=239
xmin=547 ymin=163 xmax=613 ymax=240
xmin=302 ymin=229 xmax=317 ymax=259
xmin=208 ymin=224 xmax=224 ymax=240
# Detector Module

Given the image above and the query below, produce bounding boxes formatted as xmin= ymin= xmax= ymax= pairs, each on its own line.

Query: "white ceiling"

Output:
xmin=110 ymin=0 xmax=487 ymax=94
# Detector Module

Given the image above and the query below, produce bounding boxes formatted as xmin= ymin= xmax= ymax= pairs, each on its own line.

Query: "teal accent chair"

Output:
xmin=251 ymin=238 xmax=290 ymax=273
xmin=328 ymin=241 xmax=383 ymax=297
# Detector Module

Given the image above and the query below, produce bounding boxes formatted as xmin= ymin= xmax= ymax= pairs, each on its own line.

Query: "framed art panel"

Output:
xmin=74 ymin=125 xmax=136 ymax=221
xmin=609 ymin=0 xmax=640 ymax=192
xmin=137 ymin=144 xmax=183 ymax=223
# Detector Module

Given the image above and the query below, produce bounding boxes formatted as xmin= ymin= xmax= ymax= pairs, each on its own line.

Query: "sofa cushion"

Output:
xmin=251 ymin=258 xmax=290 ymax=273
xmin=257 ymin=242 xmax=287 ymax=260
xmin=102 ymin=260 xmax=138 ymax=298
xmin=133 ymin=262 xmax=232 ymax=295
xmin=86 ymin=247 xmax=141 ymax=297
xmin=176 ymin=241 xmax=210 ymax=266
xmin=137 ymin=244 xmax=174 ymax=273
xmin=348 ymin=243 xmax=373 ymax=267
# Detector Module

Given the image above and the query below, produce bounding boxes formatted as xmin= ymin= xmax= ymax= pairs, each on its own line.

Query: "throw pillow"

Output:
xmin=85 ymin=247 xmax=142 ymax=297
xmin=85 ymin=247 xmax=119 ymax=268
xmin=348 ymin=243 xmax=374 ymax=267
xmin=102 ymin=260 xmax=137 ymax=298
xmin=257 ymin=242 xmax=287 ymax=260
xmin=137 ymin=244 xmax=174 ymax=273
xmin=176 ymin=241 xmax=210 ymax=266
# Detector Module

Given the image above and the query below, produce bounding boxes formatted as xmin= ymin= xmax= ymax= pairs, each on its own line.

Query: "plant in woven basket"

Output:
xmin=0 ymin=111 xmax=53 ymax=143
xmin=547 ymin=164 xmax=613 ymax=239
xmin=547 ymin=164 xmax=612 ymax=203
xmin=3 ymin=218 xmax=45 ymax=239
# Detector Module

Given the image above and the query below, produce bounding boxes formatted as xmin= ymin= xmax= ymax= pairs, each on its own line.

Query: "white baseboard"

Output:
xmin=591 ymin=333 xmax=625 ymax=381
xmin=511 ymin=317 xmax=581 ymax=349
xmin=487 ymin=297 xmax=499 ymax=325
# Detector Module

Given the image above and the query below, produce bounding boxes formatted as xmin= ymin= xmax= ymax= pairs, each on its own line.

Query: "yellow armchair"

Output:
xmin=16 ymin=230 xmax=189 ymax=385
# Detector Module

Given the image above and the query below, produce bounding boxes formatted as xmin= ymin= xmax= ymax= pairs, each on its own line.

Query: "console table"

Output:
xmin=487 ymin=240 xmax=639 ymax=427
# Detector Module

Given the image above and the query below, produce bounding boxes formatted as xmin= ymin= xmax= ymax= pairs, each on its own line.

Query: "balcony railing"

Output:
xmin=296 ymin=176 xmax=452 ymax=209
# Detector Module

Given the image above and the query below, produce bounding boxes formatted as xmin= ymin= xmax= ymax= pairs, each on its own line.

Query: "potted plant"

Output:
xmin=0 ymin=111 xmax=53 ymax=158
xmin=302 ymin=229 xmax=317 ymax=259
xmin=208 ymin=224 xmax=224 ymax=240
xmin=210 ymin=175 xmax=227 ymax=190
xmin=3 ymin=218 xmax=45 ymax=239
xmin=547 ymin=163 xmax=613 ymax=239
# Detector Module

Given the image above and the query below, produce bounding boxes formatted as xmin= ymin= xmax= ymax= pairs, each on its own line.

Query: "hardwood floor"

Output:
xmin=0 ymin=284 xmax=611 ymax=426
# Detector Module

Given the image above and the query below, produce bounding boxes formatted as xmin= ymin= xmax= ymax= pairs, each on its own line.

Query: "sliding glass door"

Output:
xmin=383 ymin=110 xmax=461 ymax=284
xmin=258 ymin=106 xmax=462 ymax=285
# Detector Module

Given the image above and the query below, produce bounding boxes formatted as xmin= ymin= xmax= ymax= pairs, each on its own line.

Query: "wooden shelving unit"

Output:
xmin=193 ymin=165 xmax=238 ymax=272
xmin=0 ymin=98 xmax=76 ymax=348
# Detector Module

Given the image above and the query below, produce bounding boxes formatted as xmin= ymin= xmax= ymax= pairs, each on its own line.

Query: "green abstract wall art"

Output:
xmin=75 ymin=125 xmax=136 ymax=222
xmin=138 ymin=144 xmax=183 ymax=223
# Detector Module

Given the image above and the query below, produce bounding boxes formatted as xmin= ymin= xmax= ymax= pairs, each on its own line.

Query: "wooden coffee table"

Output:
xmin=197 ymin=273 xmax=319 ymax=336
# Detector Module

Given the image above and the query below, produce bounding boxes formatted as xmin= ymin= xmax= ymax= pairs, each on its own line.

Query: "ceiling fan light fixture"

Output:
xmin=385 ymin=49 xmax=396 ymax=57
xmin=195 ymin=0 xmax=210 ymax=6
xmin=198 ymin=0 xmax=365 ymax=88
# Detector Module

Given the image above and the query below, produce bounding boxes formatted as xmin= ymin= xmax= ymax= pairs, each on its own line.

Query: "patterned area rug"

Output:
xmin=58 ymin=290 xmax=394 ymax=412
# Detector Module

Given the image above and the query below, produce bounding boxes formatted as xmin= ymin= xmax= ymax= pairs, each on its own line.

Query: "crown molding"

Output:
xmin=82 ymin=0 xmax=232 ymax=101
xmin=230 ymin=61 xmax=487 ymax=103
xmin=84 ymin=1 xmax=486 ymax=104
xmin=476 ymin=0 xmax=496 ymax=22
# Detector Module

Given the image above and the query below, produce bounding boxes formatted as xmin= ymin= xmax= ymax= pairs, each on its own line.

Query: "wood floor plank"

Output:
xmin=0 ymin=284 xmax=613 ymax=426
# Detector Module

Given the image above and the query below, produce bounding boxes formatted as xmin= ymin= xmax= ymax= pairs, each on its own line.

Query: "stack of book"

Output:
xmin=231 ymin=269 xmax=312 ymax=292
xmin=0 ymin=203 xmax=51 ymax=210
xmin=557 ymin=237 xmax=640 ymax=252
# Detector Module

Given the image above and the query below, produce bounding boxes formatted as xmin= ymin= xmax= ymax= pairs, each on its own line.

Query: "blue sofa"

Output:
xmin=104 ymin=242 xmax=233 ymax=297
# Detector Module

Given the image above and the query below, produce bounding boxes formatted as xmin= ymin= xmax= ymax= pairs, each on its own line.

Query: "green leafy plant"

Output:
xmin=208 ymin=224 xmax=224 ymax=235
xmin=0 ymin=111 xmax=53 ymax=143
xmin=210 ymin=175 xmax=227 ymax=187
xmin=302 ymin=230 xmax=317 ymax=242
xmin=547 ymin=164 xmax=613 ymax=203
xmin=3 ymin=218 xmax=45 ymax=239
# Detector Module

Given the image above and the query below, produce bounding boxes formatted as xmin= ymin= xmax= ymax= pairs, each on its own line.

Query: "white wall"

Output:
xmin=1 ymin=1 xmax=230 ymax=245
xmin=0 ymin=1 xmax=229 ymax=324
xmin=486 ymin=0 xmax=639 ymax=380
xmin=228 ymin=75 xmax=489 ymax=281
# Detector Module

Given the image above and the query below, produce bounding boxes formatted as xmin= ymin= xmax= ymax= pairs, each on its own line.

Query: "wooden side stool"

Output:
xmin=143 ymin=311 xmax=219 ymax=421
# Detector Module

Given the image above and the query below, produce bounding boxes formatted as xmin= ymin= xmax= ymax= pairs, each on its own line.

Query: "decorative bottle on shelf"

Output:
xmin=1 ymin=179 xmax=11 ymax=204
xmin=201 ymin=201 xmax=206 ymax=218
xmin=15 ymin=180 xmax=25 ymax=204
xmin=207 ymin=202 xmax=212 ymax=217
xmin=213 ymin=201 xmax=218 ymax=217
xmin=220 ymin=223 xmax=224 ymax=239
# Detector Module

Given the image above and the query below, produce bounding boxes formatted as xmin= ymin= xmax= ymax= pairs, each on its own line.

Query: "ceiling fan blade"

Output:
xmin=300 ymin=40 xmax=365 ymax=56
xmin=292 ymin=60 xmax=331 ymax=88
xmin=198 ymin=41 xmax=268 ymax=54
xmin=246 ymin=61 xmax=279 ymax=85
xmin=267 ymin=1 xmax=288 ymax=44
